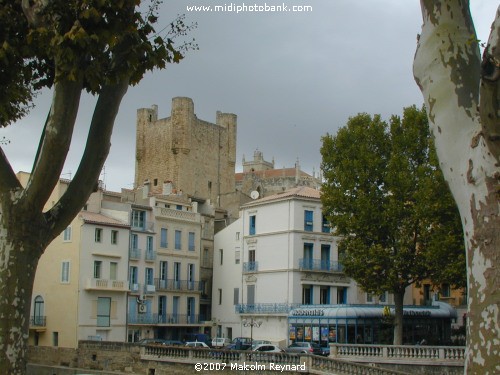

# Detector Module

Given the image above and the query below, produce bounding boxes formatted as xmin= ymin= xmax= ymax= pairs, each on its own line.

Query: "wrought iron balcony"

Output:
xmin=145 ymin=250 xmax=156 ymax=261
xmin=144 ymin=283 xmax=156 ymax=294
xmin=155 ymin=278 xmax=204 ymax=292
xmin=243 ymin=261 xmax=258 ymax=273
xmin=129 ymin=282 xmax=142 ymax=293
xmin=235 ymin=303 xmax=301 ymax=314
xmin=131 ymin=221 xmax=155 ymax=232
xmin=128 ymin=313 xmax=206 ymax=325
xmin=30 ymin=316 xmax=46 ymax=328
xmin=129 ymin=248 xmax=142 ymax=260
xmin=299 ymin=258 xmax=343 ymax=272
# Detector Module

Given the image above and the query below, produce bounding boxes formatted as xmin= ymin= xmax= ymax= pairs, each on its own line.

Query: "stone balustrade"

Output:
xmin=330 ymin=343 xmax=465 ymax=366
xmin=142 ymin=345 xmax=408 ymax=374
xmin=28 ymin=341 xmax=463 ymax=375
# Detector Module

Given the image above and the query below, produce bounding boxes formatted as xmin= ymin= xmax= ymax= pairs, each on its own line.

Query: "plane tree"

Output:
xmin=0 ymin=1 xmax=195 ymax=373
xmin=413 ymin=2 xmax=499 ymax=373
xmin=320 ymin=106 xmax=465 ymax=345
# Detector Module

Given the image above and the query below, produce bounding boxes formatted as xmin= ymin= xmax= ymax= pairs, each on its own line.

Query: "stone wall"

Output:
xmin=28 ymin=342 xmax=301 ymax=375
xmin=135 ymin=98 xmax=237 ymax=208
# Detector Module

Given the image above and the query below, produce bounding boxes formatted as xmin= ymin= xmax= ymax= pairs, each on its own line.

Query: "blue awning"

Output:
xmin=288 ymin=301 xmax=456 ymax=320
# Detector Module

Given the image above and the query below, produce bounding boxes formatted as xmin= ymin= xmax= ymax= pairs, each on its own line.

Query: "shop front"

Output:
xmin=288 ymin=302 xmax=456 ymax=346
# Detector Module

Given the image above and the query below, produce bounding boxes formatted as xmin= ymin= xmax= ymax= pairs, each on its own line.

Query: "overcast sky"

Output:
xmin=2 ymin=1 xmax=498 ymax=192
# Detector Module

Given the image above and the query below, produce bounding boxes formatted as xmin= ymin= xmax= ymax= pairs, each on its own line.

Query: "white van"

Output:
xmin=211 ymin=337 xmax=231 ymax=348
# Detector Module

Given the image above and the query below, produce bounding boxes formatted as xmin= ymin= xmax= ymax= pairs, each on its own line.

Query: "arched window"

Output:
xmin=33 ymin=296 xmax=44 ymax=326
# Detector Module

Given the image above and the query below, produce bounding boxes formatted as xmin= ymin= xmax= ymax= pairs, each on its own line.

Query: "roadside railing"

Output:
xmin=141 ymin=346 xmax=410 ymax=374
xmin=330 ymin=343 xmax=465 ymax=365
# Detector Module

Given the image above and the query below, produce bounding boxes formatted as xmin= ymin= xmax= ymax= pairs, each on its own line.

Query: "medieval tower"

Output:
xmin=135 ymin=97 xmax=237 ymax=206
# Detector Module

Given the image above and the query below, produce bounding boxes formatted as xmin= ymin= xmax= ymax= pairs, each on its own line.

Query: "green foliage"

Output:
xmin=321 ymin=106 xmax=466 ymax=297
xmin=0 ymin=0 xmax=197 ymax=127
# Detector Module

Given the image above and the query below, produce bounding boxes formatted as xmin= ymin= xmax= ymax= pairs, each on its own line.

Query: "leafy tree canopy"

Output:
xmin=321 ymin=106 xmax=466 ymax=297
xmin=0 ymin=0 xmax=196 ymax=127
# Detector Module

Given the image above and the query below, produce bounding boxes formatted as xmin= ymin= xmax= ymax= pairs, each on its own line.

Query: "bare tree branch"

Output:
xmin=0 ymin=147 xmax=21 ymax=193
xmin=23 ymin=78 xmax=82 ymax=212
xmin=44 ymin=79 xmax=129 ymax=238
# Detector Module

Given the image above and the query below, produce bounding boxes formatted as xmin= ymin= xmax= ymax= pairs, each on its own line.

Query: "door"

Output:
xmin=247 ymin=285 xmax=255 ymax=306
xmin=159 ymin=261 xmax=168 ymax=289
xmin=158 ymin=296 xmax=167 ymax=323
xmin=174 ymin=262 xmax=181 ymax=290
xmin=321 ymin=245 xmax=330 ymax=270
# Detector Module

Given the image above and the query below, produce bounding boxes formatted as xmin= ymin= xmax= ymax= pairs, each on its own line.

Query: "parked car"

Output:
xmin=285 ymin=342 xmax=322 ymax=355
xmin=231 ymin=337 xmax=252 ymax=350
xmin=212 ymin=337 xmax=231 ymax=348
xmin=137 ymin=338 xmax=168 ymax=346
xmin=185 ymin=341 xmax=210 ymax=348
xmin=184 ymin=333 xmax=211 ymax=347
xmin=163 ymin=340 xmax=184 ymax=346
xmin=251 ymin=340 xmax=272 ymax=349
xmin=320 ymin=346 xmax=330 ymax=357
xmin=251 ymin=344 xmax=284 ymax=353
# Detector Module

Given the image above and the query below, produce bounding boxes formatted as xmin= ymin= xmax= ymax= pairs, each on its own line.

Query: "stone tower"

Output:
xmin=135 ymin=97 xmax=237 ymax=205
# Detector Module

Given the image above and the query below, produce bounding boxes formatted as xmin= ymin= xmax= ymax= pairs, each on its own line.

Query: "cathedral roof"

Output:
xmin=243 ymin=186 xmax=321 ymax=207
xmin=235 ymin=167 xmax=312 ymax=182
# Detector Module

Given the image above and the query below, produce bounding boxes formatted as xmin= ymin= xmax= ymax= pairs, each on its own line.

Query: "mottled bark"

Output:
xmin=414 ymin=1 xmax=500 ymax=374
xmin=393 ymin=290 xmax=405 ymax=345
xmin=0 ymin=201 xmax=47 ymax=374
xmin=0 ymin=78 xmax=129 ymax=373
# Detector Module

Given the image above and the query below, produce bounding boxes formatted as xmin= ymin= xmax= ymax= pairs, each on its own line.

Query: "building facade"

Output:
xmin=25 ymin=172 xmax=131 ymax=348
xmin=120 ymin=183 xmax=215 ymax=343
xmin=235 ymin=150 xmax=321 ymax=199
xmin=211 ymin=186 xmax=359 ymax=346
xmin=135 ymin=97 xmax=237 ymax=213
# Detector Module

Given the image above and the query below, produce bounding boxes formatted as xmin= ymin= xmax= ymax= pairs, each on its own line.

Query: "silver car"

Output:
xmin=285 ymin=342 xmax=322 ymax=355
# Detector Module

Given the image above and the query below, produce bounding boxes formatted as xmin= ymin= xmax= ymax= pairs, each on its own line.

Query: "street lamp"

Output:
xmin=242 ymin=317 xmax=262 ymax=348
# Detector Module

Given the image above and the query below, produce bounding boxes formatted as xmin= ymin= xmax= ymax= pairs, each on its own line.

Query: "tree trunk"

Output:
xmin=393 ymin=290 xmax=405 ymax=345
xmin=414 ymin=3 xmax=500 ymax=374
xmin=0 ymin=227 xmax=42 ymax=374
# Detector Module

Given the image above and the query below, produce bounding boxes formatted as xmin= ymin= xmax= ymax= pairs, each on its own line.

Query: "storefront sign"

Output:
xmin=291 ymin=308 xmax=325 ymax=316
xmin=403 ymin=310 xmax=431 ymax=317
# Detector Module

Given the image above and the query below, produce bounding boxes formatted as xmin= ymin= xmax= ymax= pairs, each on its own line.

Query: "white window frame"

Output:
xmin=61 ymin=261 xmax=70 ymax=283
xmin=95 ymin=228 xmax=103 ymax=243
xmin=63 ymin=226 xmax=72 ymax=242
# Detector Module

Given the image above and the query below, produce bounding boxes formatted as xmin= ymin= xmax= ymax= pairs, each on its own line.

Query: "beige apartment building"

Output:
xmin=121 ymin=183 xmax=214 ymax=342
xmin=24 ymin=172 xmax=131 ymax=347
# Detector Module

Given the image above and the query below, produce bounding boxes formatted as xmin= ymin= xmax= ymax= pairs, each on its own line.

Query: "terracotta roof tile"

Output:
xmin=79 ymin=211 xmax=129 ymax=228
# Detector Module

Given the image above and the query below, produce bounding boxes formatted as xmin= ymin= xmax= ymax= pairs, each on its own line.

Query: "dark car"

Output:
xmin=137 ymin=338 xmax=168 ymax=346
xmin=163 ymin=340 xmax=184 ymax=346
xmin=285 ymin=342 xmax=322 ymax=355
xmin=231 ymin=337 xmax=253 ymax=350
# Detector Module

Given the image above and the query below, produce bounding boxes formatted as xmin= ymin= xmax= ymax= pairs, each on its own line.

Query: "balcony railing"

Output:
xmin=145 ymin=250 xmax=156 ymax=261
xmin=131 ymin=221 xmax=155 ymax=232
xmin=154 ymin=207 xmax=199 ymax=222
xmin=235 ymin=303 xmax=301 ymax=314
xmin=30 ymin=316 xmax=46 ymax=327
xmin=85 ymin=278 xmax=128 ymax=292
xmin=144 ymin=283 xmax=156 ymax=294
xmin=129 ymin=282 xmax=141 ymax=293
xmin=243 ymin=261 xmax=258 ymax=273
xmin=129 ymin=248 xmax=142 ymax=260
xmin=155 ymin=278 xmax=204 ymax=292
xmin=299 ymin=258 xmax=343 ymax=272
xmin=128 ymin=313 xmax=206 ymax=325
